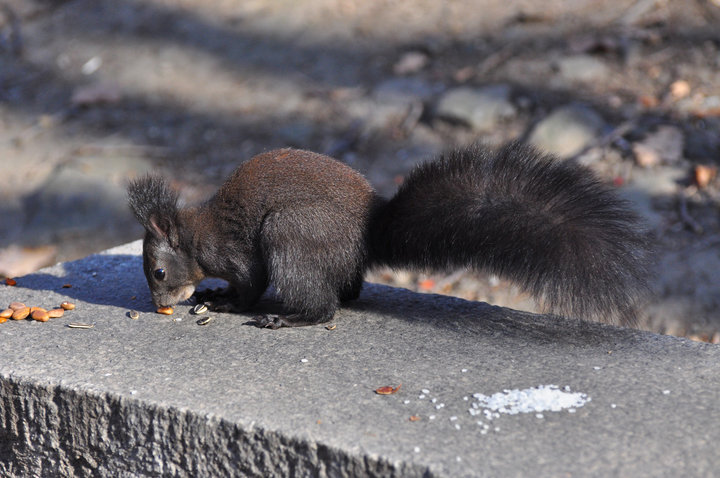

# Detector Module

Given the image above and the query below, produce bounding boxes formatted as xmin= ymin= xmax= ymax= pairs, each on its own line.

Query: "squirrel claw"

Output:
xmin=253 ymin=314 xmax=282 ymax=329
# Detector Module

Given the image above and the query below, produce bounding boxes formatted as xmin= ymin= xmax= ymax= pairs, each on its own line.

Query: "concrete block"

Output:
xmin=1 ymin=241 xmax=718 ymax=476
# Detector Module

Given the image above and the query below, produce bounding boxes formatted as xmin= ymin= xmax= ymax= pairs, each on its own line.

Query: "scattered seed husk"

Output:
xmin=156 ymin=306 xmax=173 ymax=315
xmin=192 ymin=303 xmax=208 ymax=314
xmin=48 ymin=308 xmax=65 ymax=318
xmin=12 ymin=307 xmax=30 ymax=320
xmin=128 ymin=310 xmax=140 ymax=320
xmin=60 ymin=301 xmax=76 ymax=310
xmin=0 ymin=309 xmax=12 ymax=319
xmin=67 ymin=323 xmax=94 ymax=329
xmin=196 ymin=316 xmax=213 ymax=326
xmin=325 ymin=324 xmax=337 ymax=330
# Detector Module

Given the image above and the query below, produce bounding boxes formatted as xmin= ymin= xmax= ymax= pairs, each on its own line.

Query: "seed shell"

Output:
xmin=196 ymin=316 xmax=213 ymax=326
xmin=128 ymin=310 xmax=140 ymax=320
xmin=67 ymin=323 xmax=94 ymax=329
xmin=192 ymin=303 xmax=208 ymax=315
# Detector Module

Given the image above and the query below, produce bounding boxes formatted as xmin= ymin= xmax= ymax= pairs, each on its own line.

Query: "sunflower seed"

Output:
xmin=128 ymin=310 xmax=140 ymax=320
xmin=193 ymin=303 xmax=209 ymax=314
xmin=67 ymin=323 xmax=94 ymax=329
xmin=196 ymin=316 xmax=213 ymax=326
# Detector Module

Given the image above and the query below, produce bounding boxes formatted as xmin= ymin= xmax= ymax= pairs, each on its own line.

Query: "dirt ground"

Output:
xmin=1 ymin=0 xmax=720 ymax=341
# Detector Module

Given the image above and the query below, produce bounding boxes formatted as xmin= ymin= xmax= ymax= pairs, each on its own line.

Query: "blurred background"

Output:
xmin=1 ymin=0 xmax=719 ymax=340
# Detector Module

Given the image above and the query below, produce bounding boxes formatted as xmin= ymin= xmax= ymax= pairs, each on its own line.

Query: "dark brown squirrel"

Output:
xmin=127 ymin=142 xmax=652 ymax=329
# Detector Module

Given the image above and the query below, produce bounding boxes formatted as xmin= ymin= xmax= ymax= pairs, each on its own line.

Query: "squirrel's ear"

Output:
xmin=127 ymin=175 xmax=180 ymax=246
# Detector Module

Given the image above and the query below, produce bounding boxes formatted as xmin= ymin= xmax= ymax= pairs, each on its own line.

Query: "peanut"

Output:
xmin=9 ymin=302 xmax=25 ymax=310
xmin=48 ymin=308 xmax=65 ymax=318
xmin=60 ymin=301 xmax=76 ymax=310
xmin=156 ymin=306 xmax=174 ymax=315
xmin=0 ymin=309 xmax=12 ymax=319
xmin=12 ymin=307 xmax=30 ymax=320
xmin=31 ymin=309 xmax=50 ymax=322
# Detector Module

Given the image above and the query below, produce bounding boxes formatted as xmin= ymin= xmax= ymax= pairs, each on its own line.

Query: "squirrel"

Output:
xmin=127 ymin=142 xmax=651 ymax=329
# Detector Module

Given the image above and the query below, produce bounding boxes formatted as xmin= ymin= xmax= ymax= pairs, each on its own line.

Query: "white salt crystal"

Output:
xmin=471 ymin=385 xmax=589 ymax=415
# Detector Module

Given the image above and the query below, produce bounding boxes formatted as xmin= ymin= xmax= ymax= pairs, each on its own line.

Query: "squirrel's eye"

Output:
xmin=153 ymin=268 xmax=166 ymax=281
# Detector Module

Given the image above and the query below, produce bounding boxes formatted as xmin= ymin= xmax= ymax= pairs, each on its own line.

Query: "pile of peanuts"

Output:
xmin=0 ymin=301 xmax=76 ymax=323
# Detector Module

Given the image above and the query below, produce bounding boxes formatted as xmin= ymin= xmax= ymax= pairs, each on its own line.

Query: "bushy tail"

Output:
xmin=369 ymin=142 xmax=652 ymax=325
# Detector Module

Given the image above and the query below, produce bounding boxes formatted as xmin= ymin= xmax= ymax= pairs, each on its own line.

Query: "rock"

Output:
xmin=435 ymin=85 xmax=517 ymax=132
xmin=527 ymin=104 xmax=607 ymax=158
xmin=346 ymin=78 xmax=437 ymax=134
xmin=22 ymin=156 xmax=154 ymax=258
xmin=374 ymin=77 xmax=438 ymax=103
xmin=555 ymin=55 xmax=610 ymax=83
xmin=632 ymin=125 xmax=684 ymax=167
xmin=393 ymin=50 xmax=429 ymax=75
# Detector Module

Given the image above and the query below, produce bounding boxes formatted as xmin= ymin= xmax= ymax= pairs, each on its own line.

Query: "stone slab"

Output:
xmin=1 ymin=241 xmax=719 ymax=477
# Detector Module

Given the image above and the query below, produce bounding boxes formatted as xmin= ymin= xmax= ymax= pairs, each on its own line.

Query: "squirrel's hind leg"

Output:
xmin=253 ymin=308 xmax=335 ymax=329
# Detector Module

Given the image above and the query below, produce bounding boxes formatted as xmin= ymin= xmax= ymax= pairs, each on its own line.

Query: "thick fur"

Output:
xmin=128 ymin=144 xmax=651 ymax=328
xmin=370 ymin=142 xmax=651 ymax=325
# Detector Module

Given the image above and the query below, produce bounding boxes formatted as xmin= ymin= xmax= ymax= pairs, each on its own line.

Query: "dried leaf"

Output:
xmin=638 ymin=95 xmax=659 ymax=108
xmin=418 ymin=279 xmax=435 ymax=291
xmin=375 ymin=384 xmax=402 ymax=395
xmin=695 ymin=165 xmax=717 ymax=189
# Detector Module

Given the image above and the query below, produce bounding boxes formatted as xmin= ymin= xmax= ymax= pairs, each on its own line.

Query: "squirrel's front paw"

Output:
xmin=253 ymin=314 xmax=282 ymax=329
xmin=207 ymin=301 xmax=234 ymax=313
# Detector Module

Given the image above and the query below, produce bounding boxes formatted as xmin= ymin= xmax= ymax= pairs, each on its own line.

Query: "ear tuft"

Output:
xmin=127 ymin=175 xmax=180 ymax=242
